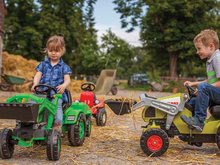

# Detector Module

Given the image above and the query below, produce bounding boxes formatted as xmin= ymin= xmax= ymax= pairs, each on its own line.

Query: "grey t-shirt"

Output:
xmin=206 ymin=49 xmax=220 ymax=84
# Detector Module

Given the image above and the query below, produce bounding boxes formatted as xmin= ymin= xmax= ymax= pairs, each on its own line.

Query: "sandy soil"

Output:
xmin=0 ymin=90 xmax=220 ymax=165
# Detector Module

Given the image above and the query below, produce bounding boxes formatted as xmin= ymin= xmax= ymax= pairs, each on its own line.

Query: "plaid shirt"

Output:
xmin=36 ymin=57 xmax=72 ymax=102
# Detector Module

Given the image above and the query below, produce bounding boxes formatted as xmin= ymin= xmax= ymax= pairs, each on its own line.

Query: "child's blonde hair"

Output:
xmin=194 ymin=29 xmax=219 ymax=49
xmin=45 ymin=35 xmax=66 ymax=54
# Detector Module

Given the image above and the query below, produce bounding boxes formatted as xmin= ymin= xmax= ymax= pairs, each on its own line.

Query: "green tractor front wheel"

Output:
xmin=86 ymin=116 xmax=92 ymax=137
xmin=0 ymin=129 xmax=14 ymax=159
xmin=68 ymin=113 xmax=86 ymax=146
xmin=46 ymin=130 xmax=61 ymax=161
xmin=140 ymin=128 xmax=169 ymax=157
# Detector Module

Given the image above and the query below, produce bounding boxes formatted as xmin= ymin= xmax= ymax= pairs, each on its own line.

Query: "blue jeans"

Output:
xmin=188 ymin=82 xmax=220 ymax=123
xmin=54 ymin=98 xmax=63 ymax=125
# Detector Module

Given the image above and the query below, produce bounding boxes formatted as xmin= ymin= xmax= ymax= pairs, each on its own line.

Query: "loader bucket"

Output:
xmin=0 ymin=103 xmax=39 ymax=122
xmin=105 ymin=99 xmax=136 ymax=115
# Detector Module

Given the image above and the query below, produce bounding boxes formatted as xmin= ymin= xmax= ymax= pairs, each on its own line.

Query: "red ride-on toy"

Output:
xmin=78 ymin=82 xmax=107 ymax=126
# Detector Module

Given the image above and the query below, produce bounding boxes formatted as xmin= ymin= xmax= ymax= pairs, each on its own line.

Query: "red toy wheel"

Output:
xmin=147 ymin=135 xmax=163 ymax=152
xmin=140 ymin=128 xmax=169 ymax=157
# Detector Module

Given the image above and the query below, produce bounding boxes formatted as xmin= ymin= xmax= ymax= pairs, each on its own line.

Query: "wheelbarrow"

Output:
xmin=0 ymin=74 xmax=30 ymax=91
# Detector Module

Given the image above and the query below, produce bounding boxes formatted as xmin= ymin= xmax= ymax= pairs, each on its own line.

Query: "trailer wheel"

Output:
xmin=68 ymin=113 xmax=86 ymax=146
xmin=0 ymin=129 xmax=14 ymax=159
xmin=46 ymin=130 xmax=61 ymax=161
xmin=140 ymin=128 xmax=169 ymax=157
xmin=96 ymin=108 xmax=107 ymax=126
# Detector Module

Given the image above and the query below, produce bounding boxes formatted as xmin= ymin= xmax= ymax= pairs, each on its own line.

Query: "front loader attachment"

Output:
xmin=0 ymin=103 xmax=39 ymax=122
xmin=105 ymin=99 xmax=136 ymax=115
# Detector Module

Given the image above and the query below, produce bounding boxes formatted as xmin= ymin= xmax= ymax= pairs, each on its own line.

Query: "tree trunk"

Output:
xmin=169 ymin=53 xmax=177 ymax=78
xmin=0 ymin=0 xmax=7 ymax=83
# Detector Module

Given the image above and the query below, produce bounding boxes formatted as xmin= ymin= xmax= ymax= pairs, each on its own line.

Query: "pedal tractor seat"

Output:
xmin=80 ymin=91 xmax=95 ymax=108
xmin=209 ymin=105 xmax=220 ymax=119
xmin=62 ymin=89 xmax=72 ymax=110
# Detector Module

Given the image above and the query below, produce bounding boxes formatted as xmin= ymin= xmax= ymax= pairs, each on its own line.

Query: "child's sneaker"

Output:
xmin=181 ymin=115 xmax=204 ymax=132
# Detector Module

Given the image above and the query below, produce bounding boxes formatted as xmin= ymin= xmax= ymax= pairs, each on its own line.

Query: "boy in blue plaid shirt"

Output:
xmin=31 ymin=35 xmax=72 ymax=132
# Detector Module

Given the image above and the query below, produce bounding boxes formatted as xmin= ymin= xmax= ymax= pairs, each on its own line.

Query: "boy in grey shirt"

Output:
xmin=181 ymin=29 xmax=220 ymax=131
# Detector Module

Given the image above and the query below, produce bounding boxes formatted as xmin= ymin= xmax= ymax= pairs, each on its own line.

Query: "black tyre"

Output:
xmin=216 ymin=127 xmax=220 ymax=149
xmin=68 ymin=113 xmax=86 ymax=146
xmin=110 ymin=86 xmax=118 ymax=95
xmin=46 ymin=130 xmax=61 ymax=161
xmin=96 ymin=108 xmax=107 ymax=126
xmin=0 ymin=129 xmax=14 ymax=159
xmin=140 ymin=128 xmax=169 ymax=157
xmin=85 ymin=116 xmax=92 ymax=137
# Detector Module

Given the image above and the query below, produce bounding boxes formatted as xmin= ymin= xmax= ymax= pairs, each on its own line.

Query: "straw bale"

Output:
xmin=3 ymin=51 xmax=38 ymax=80
xmin=2 ymin=52 xmax=85 ymax=93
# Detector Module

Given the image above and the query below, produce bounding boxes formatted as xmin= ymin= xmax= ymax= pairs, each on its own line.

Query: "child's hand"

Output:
xmin=56 ymin=84 xmax=66 ymax=94
xmin=31 ymin=84 xmax=36 ymax=92
xmin=184 ymin=81 xmax=192 ymax=86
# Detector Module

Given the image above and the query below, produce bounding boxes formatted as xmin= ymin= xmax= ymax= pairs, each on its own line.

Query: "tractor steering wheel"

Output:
xmin=81 ymin=82 xmax=96 ymax=91
xmin=34 ymin=84 xmax=57 ymax=98
xmin=185 ymin=84 xmax=197 ymax=98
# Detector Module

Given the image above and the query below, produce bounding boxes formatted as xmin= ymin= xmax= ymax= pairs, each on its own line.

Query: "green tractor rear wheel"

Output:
xmin=140 ymin=128 xmax=169 ymax=157
xmin=0 ymin=129 xmax=14 ymax=159
xmin=68 ymin=113 xmax=86 ymax=146
xmin=46 ymin=130 xmax=61 ymax=161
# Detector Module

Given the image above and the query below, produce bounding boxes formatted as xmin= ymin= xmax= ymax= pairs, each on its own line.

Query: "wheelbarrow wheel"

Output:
xmin=0 ymin=129 xmax=14 ymax=159
xmin=96 ymin=108 xmax=107 ymax=126
xmin=68 ymin=113 xmax=86 ymax=146
xmin=110 ymin=86 xmax=118 ymax=95
xmin=0 ymin=84 xmax=10 ymax=91
xmin=46 ymin=130 xmax=61 ymax=161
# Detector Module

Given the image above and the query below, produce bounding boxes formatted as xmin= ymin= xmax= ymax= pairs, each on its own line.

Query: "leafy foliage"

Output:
xmin=4 ymin=0 xmax=100 ymax=75
xmin=100 ymin=29 xmax=136 ymax=78
xmin=114 ymin=0 xmax=220 ymax=77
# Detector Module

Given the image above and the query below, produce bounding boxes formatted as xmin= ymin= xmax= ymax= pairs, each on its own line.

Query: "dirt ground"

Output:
xmin=0 ymin=90 xmax=220 ymax=165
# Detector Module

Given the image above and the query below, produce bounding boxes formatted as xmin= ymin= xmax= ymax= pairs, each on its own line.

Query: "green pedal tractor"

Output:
xmin=0 ymin=84 xmax=92 ymax=161
xmin=132 ymin=85 xmax=220 ymax=156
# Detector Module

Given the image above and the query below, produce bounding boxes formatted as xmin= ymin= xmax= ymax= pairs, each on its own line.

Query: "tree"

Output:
xmin=114 ymin=0 xmax=220 ymax=77
xmin=0 ymin=0 xmax=7 ymax=81
xmin=4 ymin=0 xmax=99 ymax=76
xmin=100 ymin=29 xmax=136 ymax=78
xmin=4 ymin=0 xmax=41 ymax=59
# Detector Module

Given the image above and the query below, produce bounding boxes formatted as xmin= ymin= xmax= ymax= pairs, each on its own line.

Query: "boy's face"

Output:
xmin=47 ymin=48 xmax=63 ymax=62
xmin=194 ymin=40 xmax=214 ymax=59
